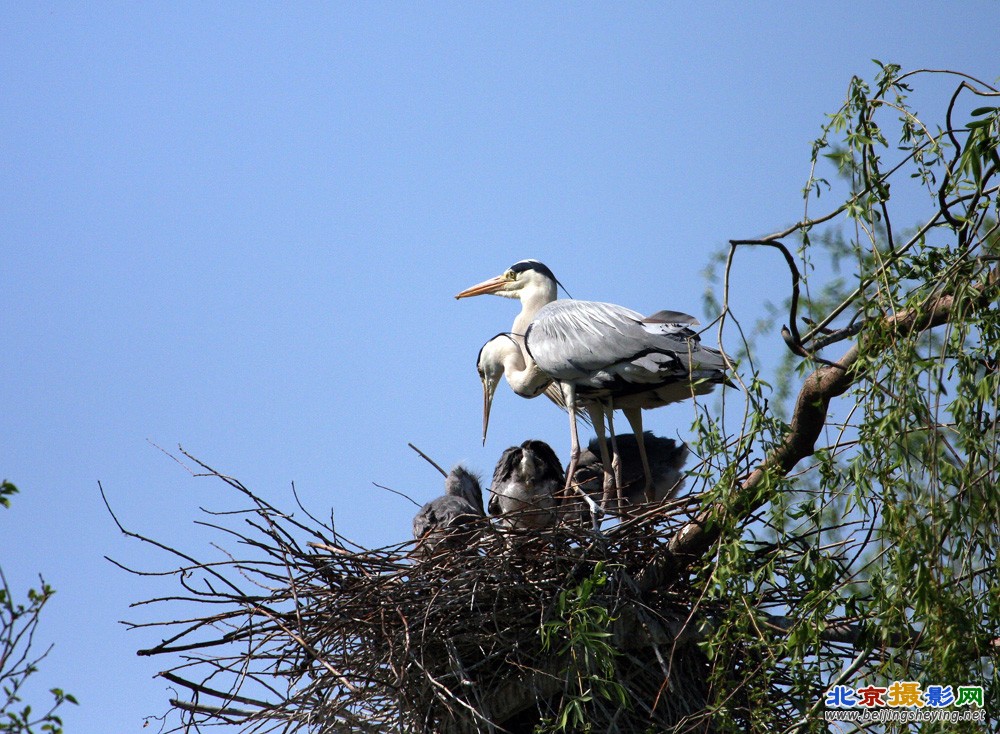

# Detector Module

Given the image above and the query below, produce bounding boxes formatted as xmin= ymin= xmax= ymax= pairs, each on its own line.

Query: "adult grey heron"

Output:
xmin=562 ymin=432 xmax=689 ymax=524
xmin=477 ymin=332 xmax=572 ymax=444
xmin=412 ymin=466 xmax=485 ymax=557
xmin=456 ymin=259 xmax=729 ymax=507
xmin=489 ymin=439 xmax=565 ymax=531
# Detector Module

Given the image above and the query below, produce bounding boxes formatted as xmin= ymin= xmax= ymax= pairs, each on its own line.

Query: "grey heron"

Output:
xmin=488 ymin=439 xmax=565 ymax=531
xmin=562 ymin=432 xmax=689 ymax=524
xmin=456 ymin=259 xmax=729 ymax=508
xmin=477 ymin=333 xmax=555 ymax=444
xmin=412 ymin=466 xmax=485 ymax=557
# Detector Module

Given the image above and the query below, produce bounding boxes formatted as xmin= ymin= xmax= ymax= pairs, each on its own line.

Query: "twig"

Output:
xmin=372 ymin=482 xmax=422 ymax=508
xmin=408 ymin=442 xmax=449 ymax=478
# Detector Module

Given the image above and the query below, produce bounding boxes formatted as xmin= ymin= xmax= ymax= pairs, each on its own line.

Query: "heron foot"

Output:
xmin=574 ymin=484 xmax=604 ymax=531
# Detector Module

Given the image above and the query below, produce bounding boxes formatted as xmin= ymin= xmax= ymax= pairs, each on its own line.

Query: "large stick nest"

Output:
xmin=108 ymin=452 xmax=722 ymax=733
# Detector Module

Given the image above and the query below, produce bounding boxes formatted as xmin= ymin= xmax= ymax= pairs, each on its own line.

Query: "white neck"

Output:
xmin=511 ymin=278 xmax=557 ymax=336
xmin=501 ymin=340 xmax=550 ymax=398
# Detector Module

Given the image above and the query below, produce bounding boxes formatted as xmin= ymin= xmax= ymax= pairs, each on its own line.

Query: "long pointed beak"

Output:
xmin=455 ymin=274 xmax=508 ymax=300
xmin=481 ymin=377 xmax=499 ymax=445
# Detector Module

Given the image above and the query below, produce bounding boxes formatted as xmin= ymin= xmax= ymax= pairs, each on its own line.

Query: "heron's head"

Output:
xmin=455 ymin=260 xmax=559 ymax=301
xmin=476 ymin=334 xmax=515 ymax=444
xmin=444 ymin=466 xmax=484 ymax=512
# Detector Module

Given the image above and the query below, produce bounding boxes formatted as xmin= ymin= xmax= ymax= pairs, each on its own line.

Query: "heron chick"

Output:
xmin=412 ymin=466 xmax=485 ymax=558
xmin=563 ymin=432 xmax=688 ymax=524
xmin=489 ymin=439 xmax=565 ymax=531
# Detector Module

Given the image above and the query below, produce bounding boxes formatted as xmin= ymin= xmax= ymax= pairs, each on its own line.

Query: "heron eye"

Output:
xmin=504 ymin=269 xmax=516 ymax=280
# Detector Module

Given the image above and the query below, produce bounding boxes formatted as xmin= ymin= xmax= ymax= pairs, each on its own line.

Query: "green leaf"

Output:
xmin=966 ymin=118 xmax=995 ymax=130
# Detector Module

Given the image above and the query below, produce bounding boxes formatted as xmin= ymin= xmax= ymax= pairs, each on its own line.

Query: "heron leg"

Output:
xmin=586 ymin=404 xmax=615 ymax=512
xmin=564 ymin=383 xmax=602 ymax=530
xmin=606 ymin=400 xmax=624 ymax=509
xmin=563 ymin=382 xmax=582 ymax=493
xmin=623 ymin=407 xmax=655 ymax=504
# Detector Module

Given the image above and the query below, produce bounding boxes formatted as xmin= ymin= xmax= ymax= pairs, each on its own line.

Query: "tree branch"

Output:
xmin=640 ymin=266 xmax=999 ymax=589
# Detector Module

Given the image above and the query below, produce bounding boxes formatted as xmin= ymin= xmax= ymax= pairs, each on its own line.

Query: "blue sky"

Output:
xmin=2 ymin=3 xmax=997 ymax=731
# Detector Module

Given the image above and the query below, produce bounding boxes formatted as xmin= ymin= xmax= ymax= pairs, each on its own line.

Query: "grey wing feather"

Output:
xmin=525 ymin=300 xmax=646 ymax=380
xmin=526 ymin=300 xmax=728 ymax=389
xmin=644 ymin=310 xmax=700 ymax=326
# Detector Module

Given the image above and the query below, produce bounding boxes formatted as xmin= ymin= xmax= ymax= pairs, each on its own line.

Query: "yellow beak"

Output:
xmin=481 ymin=375 xmax=499 ymax=445
xmin=455 ymin=274 xmax=509 ymax=300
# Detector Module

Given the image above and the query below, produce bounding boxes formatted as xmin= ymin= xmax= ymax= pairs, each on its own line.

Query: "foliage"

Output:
xmin=538 ymin=562 xmax=628 ymax=733
xmin=1 ymin=482 xmax=78 ymax=734
xmin=694 ymin=64 xmax=1000 ymax=732
xmin=0 ymin=482 xmax=17 ymax=510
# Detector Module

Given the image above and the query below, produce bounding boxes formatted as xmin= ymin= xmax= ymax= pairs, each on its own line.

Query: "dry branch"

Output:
xmin=111 ymin=456 xmax=736 ymax=733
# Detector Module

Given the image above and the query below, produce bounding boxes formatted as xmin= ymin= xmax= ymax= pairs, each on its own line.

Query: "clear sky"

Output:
xmin=2 ymin=3 xmax=997 ymax=731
